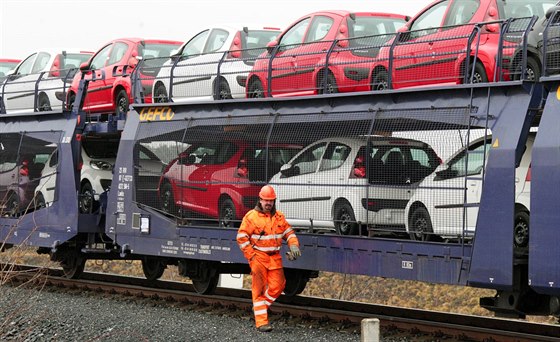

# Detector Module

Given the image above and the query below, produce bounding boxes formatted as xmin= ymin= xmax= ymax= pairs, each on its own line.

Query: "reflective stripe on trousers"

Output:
xmin=250 ymin=259 xmax=286 ymax=328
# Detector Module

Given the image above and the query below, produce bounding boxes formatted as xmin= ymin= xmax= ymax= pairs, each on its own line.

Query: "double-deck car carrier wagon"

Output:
xmin=1 ymin=14 xmax=560 ymax=318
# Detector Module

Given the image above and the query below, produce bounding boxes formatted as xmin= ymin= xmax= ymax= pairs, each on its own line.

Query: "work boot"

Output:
xmin=257 ymin=324 xmax=272 ymax=332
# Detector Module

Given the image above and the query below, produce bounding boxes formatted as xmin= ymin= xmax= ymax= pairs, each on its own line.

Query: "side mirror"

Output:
xmin=266 ymin=40 xmax=278 ymax=54
xmin=128 ymin=56 xmax=139 ymax=68
xmin=79 ymin=62 xmax=90 ymax=71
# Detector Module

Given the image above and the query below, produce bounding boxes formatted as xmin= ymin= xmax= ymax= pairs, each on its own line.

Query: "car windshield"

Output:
xmin=0 ymin=61 xmax=18 ymax=77
xmin=82 ymin=139 xmax=119 ymax=158
xmin=62 ymin=53 xmax=91 ymax=69
xmin=244 ymin=30 xmax=279 ymax=58
xmin=500 ymin=0 xmax=558 ymax=18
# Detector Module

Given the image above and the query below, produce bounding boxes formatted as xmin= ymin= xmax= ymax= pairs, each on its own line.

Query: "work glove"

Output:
xmin=286 ymin=245 xmax=301 ymax=260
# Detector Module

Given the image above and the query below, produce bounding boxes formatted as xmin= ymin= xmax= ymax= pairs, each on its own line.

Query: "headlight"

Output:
xmin=90 ymin=160 xmax=113 ymax=171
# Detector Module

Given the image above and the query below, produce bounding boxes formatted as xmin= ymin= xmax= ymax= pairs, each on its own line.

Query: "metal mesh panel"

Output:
xmin=0 ymin=68 xmax=77 ymax=114
xmin=132 ymin=105 xmax=490 ymax=242
xmin=0 ymin=131 xmax=60 ymax=216
xmin=544 ymin=9 xmax=560 ymax=76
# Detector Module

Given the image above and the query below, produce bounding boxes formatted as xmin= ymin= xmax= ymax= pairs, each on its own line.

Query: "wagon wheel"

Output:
xmin=141 ymin=256 xmax=166 ymax=281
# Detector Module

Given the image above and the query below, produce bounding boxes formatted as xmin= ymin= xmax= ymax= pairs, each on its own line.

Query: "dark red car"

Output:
xmin=158 ymin=140 xmax=302 ymax=226
xmin=246 ymin=10 xmax=408 ymax=98
xmin=67 ymin=38 xmax=182 ymax=116
xmin=370 ymin=0 xmax=557 ymax=90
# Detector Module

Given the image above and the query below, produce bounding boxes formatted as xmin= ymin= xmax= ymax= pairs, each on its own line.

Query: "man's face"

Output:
xmin=259 ymin=198 xmax=274 ymax=213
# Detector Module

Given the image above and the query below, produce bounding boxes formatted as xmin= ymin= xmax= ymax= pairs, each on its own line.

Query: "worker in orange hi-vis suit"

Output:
xmin=236 ymin=185 xmax=301 ymax=332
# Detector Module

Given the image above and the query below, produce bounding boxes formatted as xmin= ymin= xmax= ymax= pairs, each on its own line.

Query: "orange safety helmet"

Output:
xmin=259 ymin=185 xmax=276 ymax=200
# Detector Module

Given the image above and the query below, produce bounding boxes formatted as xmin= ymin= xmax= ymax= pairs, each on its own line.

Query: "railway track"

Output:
xmin=2 ymin=264 xmax=559 ymax=341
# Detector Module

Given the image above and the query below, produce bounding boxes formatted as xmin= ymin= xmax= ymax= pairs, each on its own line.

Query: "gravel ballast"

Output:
xmin=0 ymin=284 xmax=362 ymax=341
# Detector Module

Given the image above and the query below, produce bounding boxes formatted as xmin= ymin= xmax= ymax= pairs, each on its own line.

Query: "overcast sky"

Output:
xmin=0 ymin=0 xmax=435 ymax=59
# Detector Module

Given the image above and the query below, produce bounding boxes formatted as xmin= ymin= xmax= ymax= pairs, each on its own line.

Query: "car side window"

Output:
xmin=90 ymin=45 xmax=112 ymax=70
xmin=448 ymin=142 xmax=488 ymax=177
xmin=32 ymin=52 xmax=51 ymax=73
xmin=410 ymin=0 xmax=449 ymax=37
xmin=107 ymin=42 xmax=129 ymax=66
xmin=16 ymin=54 xmax=37 ymax=76
xmin=444 ymin=0 xmax=479 ymax=26
xmin=49 ymin=150 xmax=58 ymax=167
xmin=289 ymin=142 xmax=327 ymax=176
xmin=204 ymin=29 xmax=229 ymax=53
xmin=182 ymin=30 xmax=209 ymax=57
xmin=319 ymin=143 xmax=351 ymax=171
xmin=305 ymin=16 xmax=334 ymax=43
xmin=280 ymin=18 xmax=311 ymax=49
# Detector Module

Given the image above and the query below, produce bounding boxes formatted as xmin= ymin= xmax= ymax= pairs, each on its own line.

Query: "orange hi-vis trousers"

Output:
xmin=250 ymin=258 xmax=286 ymax=328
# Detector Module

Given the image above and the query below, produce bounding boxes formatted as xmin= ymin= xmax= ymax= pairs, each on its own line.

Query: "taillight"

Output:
xmin=20 ymin=161 xmax=29 ymax=177
xmin=227 ymin=31 xmax=243 ymax=59
xmin=237 ymin=157 xmax=248 ymax=178
xmin=351 ymin=155 xmax=366 ymax=178
xmin=525 ymin=164 xmax=531 ymax=182
xmin=49 ymin=54 xmax=61 ymax=77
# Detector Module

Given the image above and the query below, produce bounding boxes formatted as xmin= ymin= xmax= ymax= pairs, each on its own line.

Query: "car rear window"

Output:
xmin=499 ymin=0 xmax=558 ymax=18
xmin=141 ymin=43 xmax=182 ymax=59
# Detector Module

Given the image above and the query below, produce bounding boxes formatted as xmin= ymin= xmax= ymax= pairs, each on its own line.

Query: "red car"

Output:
xmin=370 ymin=0 xmax=557 ymax=90
xmin=0 ymin=58 xmax=20 ymax=80
xmin=246 ymin=10 xmax=408 ymax=98
xmin=158 ymin=140 xmax=302 ymax=227
xmin=67 ymin=38 xmax=182 ymax=116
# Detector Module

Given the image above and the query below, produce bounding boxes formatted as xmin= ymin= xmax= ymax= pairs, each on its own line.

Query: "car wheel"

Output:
xmin=371 ymin=69 xmax=389 ymax=91
xmin=514 ymin=210 xmax=529 ymax=250
xmin=219 ymin=198 xmax=236 ymax=228
xmin=467 ymin=61 xmax=488 ymax=84
xmin=409 ymin=207 xmax=435 ymax=241
xmin=214 ymin=79 xmax=233 ymax=100
xmin=248 ymin=79 xmax=265 ymax=98
xmin=35 ymin=192 xmax=46 ymax=209
xmin=333 ymin=201 xmax=358 ymax=235
xmin=4 ymin=192 xmax=19 ymax=217
xmin=517 ymin=57 xmax=541 ymax=82
xmin=153 ymin=83 xmax=169 ymax=103
xmin=160 ymin=182 xmax=177 ymax=215
xmin=79 ymin=182 xmax=95 ymax=214
xmin=115 ymin=89 xmax=129 ymax=116
xmin=318 ymin=72 xmax=338 ymax=94
xmin=38 ymin=94 xmax=52 ymax=111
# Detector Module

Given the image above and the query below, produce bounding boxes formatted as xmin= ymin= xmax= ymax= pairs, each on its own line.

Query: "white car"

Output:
xmin=1 ymin=50 xmax=92 ymax=114
xmin=152 ymin=25 xmax=279 ymax=103
xmin=35 ymin=138 xmax=116 ymax=213
xmin=270 ymin=136 xmax=441 ymax=235
xmin=404 ymin=134 xmax=533 ymax=247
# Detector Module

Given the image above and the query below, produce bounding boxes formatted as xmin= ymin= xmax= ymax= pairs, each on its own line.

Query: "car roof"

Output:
xmin=103 ymin=37 xmax=183 ymax=45
xmin=308 ymin=136 xmax=434 ymax=148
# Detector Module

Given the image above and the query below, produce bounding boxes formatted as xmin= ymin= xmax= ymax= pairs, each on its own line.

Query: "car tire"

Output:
xmin=516 ymin=56 xmax=541 ymax=82
xmin=79 ymin=182 xmax=95 ymax=214
xmin=4 ymin=192 xmax=19 ymax=217
xmin=409 ymin=207 xmax=436 ymax=241
xmin=67 ymin=92 xmax=76 ymax=111
xmin=115 ymin=89 xmax=129 ymax=116
xmin=248 ymin=79 xmax=265 ymax=98
xmin=219 ymin=197 xmax=236 ymax=228
xmin=514 ymin=210 xmax=530 ymax=253
xmin=333 ymin=201 xmax=358 ymax=235
xmin=467 ymin=61 xmax=488 ymax=84
xmin=153 ymin=83 xmax=169 ymax=103
xmin=35 ymin=192 xmax=46 ymax=209
xmin=371 ymin=68 xmax=389 ymax=91
xmin=38 ymin=93 xmax=52 ymax=111
xmin=318 ymin=72 xmax=338 ymax=94
xmin=160 ymin=182 xmax=177 ymax=215
xmin=214 ymin=79 xmax=233 ymax=100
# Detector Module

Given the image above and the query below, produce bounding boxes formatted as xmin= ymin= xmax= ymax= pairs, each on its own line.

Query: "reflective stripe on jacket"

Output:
xmin=237 ymin=206 xmax=299 ymax=270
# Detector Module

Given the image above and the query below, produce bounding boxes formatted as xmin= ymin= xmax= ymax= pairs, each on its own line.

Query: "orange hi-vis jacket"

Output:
xmin=237 ymin=207 xmax=299 ymax=269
